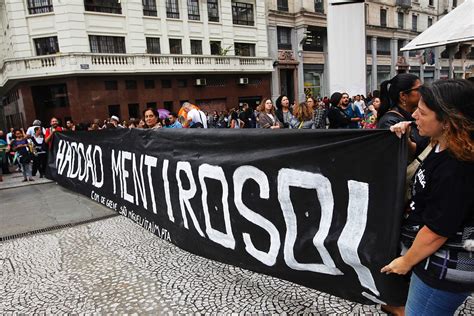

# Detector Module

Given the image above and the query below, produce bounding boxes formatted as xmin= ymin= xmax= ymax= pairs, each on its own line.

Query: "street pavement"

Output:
xmin=0 ymin=179 xmax=473 ymax=314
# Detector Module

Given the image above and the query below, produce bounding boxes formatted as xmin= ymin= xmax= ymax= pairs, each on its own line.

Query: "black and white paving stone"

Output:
xmin=1 ymin=216 xmax=472 ymax=314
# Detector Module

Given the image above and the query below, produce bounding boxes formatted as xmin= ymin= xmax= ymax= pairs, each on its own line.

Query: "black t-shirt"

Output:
xmin=403 ymin=147 xmax=474 ymax=292
xmin=327 ymin=106 xmax=351 ymax=129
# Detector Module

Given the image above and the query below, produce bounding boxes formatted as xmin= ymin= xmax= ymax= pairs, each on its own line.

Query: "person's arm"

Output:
xmin=381 ymin=226 xmax=447 ymax=275
xmin=389 ymin=121 xmax=418 ymax=156
xmin=45 ymin=129 xmax=55 ymax=143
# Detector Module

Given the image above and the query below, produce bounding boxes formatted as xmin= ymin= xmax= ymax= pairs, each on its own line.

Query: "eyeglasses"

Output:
xmin=403 ymin=86 xmax=421 ymax=94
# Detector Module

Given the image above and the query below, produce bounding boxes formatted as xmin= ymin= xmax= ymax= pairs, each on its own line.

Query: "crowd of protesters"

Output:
xmin=0 ymin=75 xmax=473 ymax=316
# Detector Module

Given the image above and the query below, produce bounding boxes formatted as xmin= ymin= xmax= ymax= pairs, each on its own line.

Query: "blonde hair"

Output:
xmin=293 ymin=101 xmax=314 ymax=122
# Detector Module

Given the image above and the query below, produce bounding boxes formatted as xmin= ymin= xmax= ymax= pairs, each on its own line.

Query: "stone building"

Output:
xmin=0 ymin=0 xmax=272 ymax=129
xmin=267 ymin=0 xmax=472 ymax=100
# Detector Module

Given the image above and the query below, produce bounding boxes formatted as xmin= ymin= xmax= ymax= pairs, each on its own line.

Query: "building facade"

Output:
xmin=0 ymin=0 xmax=273 ymax=129
xmin=267 ymin=0 xmax=473 ymax=101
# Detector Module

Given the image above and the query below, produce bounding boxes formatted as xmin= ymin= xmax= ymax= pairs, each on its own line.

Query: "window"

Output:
xmin=210 ymin=41 xmax=221 ymax=55
xmin=428 ymin=17 xmax=433 ymax=27
xmin=412 ymin=14 xmax=417 ymax=31
xmin=169 ymin=39 xmax=182 ymax=54
xmin=162 ymin=80 xmax=172 ymax=88
xmin=143 ymin=0 xmax=157 ymax=16
xmin=27 ymin=0 xmax=53 ymax=14
xmin=453 ymin=0 xmax=457 ymax=7
xmin=89 ymin=35 xmax=126 ymax=53
xmin=128 ymin=103 xmax=139 ymax=119
xmin=187 ymin=0 xmax=200 ymax=20
xmin=377 ymin=38 xmax=391 ymax=55
xmin=398 ymin=39 xmax=405 ymax=56
xmin=303 ymin=28 xmax=324 ymax=52
xmin=191 ymin=40 xmax=203 ymax=55
xmin=166 ymin=0 xmax=179 ymax=18
xmin=428 ymin=0 xmax=433 ymax=5
xmin=398 ymin=12 xmax=404 ymax=29
xmin=84 ymin=0 xmax=122 ymax=14
xmin=144 ymin=80 xmax=155 ymax=89
xmin=277 ymin=0 xmax=289 ymax=11
xmin=108 ymin=104 xmax=120 ymax=118
xmin=126 ymin=80 xmax=137 ymax=89
xmin=146 ymin=102 xmax=157 ymax=108
xmin=314 ymin=0 xmax=324 ymax=13
xmin=234 ymin=43 xmax=255 ymax=56
xmin=277 ymin=27 xmax=292 ymax=50
xmin=164 ymin=101 xmax=173 ymax=111
xmin=207 ymin=0 xmax=219 ymax=22
xmin=31 ymin=84 xmax=69 ymax=109
xmin=380 ymin=8 xmax=387 ymax=27
xmin=232 ymin=1 xmax=254 ymax=26
xmin=177 ymin=79 xmax=187 ymax=87
xmin=34 ymin=36 xmax=59 ymax=55
xmin=146 ymin=37 xmax=161 ymax=54
xmin=105 ymin=80 xmax=118 ymax=90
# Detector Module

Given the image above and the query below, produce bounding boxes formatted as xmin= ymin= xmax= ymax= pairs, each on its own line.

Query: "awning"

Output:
xmin=401 ymin=0 xmax=474 ymax=51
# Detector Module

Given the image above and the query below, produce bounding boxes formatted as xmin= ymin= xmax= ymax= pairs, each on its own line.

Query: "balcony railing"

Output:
xmin=0 ymin=53 xmax=273 ymax=89
xmin=396 ymin=0 xmax=412 ymax=8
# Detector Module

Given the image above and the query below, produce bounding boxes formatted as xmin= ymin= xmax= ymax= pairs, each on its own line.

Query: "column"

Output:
xmin=371 ymin=37 xmax=378 ymax=92
xmin=447 ymin=44 xmax=459 ymax=79
xmin=419 ymin=50 xmax=424 ymax=82
xmin=268 ymin=25 xmax=280 ymax=102
xmin=390 ymin=38 xmax=398 ymax=78
xmin=403 ymin=40 xmax=409 ymax=61
xmin=295 ymin=26 xmax=306 ymax=102
xmin=434 ymin=46 xmax=441 ymax=80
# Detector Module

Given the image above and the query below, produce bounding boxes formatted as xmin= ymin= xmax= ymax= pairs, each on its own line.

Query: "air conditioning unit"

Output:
xmin=239 ymin=77 xmax=249 ymax=85
xmin=195 ymin=78 xmax=207 ymax=86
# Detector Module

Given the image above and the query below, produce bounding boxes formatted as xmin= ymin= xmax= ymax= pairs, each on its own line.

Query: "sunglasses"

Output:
xmin=403 ymin=86 xmax=421 ymax=94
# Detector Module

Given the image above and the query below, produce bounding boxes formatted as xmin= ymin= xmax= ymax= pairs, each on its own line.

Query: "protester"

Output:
xmin=382 ymin=79 xmax=474 ymax=315
xmin=230 ymin=110 xmax=244 ymax=129
xmin=110 ymin=115 xmax=123 ymax=128
xmin=289 ymin=101 xmax=315 ymax=129
xmin=377 ymin=73 xmax=428 ymax=157
xmin=239 ymin=103 xmax=255 ymax=128
xmin=208 ymin=111 xmax=220 ymax=128
xmin=0 ymin=130 xmax=7 ymax=181
xmin=362 ymin=97 xmax=381 ymax=129
xmin=90 ymin=119 xmax=101 ymax=131
xmin=308 ymin=96 xmax=327 ymax=129
xmin=166 ymin=112 xmax=183 ymax=128
xmin=44 ymin=117 xmax=63 ymax=149
xmin=66 ymin=119 xmax=76 ymax=131
xmin=217 ymin=111 xmax=229 ymax=128
xmin=31 ymin=127 xmax=47 ymax=178
xmin=138 ymin=119 xmax=146 ymax=129
xmin=257 ymin=98 xmax=282 ymax=129
xmin=353 ymin=95 xmax=366 ymax=115
xmin=275 ymin=95 xmax=293 ymax=128
xmin=182 ymin=102 xmax=208 ymax=128
xmin=10 ymin=128 xmax=34 ymax=182
xmin=143 ymin=108 xmax=162 ymax=129
xmin=26 ymin=120 xmax=45 ymax=138
xmin=327 ymin=92 xmax=361 ymax=129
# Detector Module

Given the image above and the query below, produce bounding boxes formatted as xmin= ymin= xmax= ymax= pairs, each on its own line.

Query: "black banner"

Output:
xmin=48 ymin=128 xmax=408 ymax=305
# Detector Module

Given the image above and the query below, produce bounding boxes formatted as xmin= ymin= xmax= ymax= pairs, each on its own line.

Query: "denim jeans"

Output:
xmin=406 ymin=273 xmax=470 ymax=316
xmin=21 ymin=162 xmax=32 ymax=179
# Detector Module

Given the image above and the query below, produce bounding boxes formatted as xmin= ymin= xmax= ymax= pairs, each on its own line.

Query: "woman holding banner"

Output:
xmin=382 ymin=79 xmax=474 ymax=315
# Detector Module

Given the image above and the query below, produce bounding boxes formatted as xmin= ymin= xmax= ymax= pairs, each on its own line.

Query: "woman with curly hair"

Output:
xmin=289 ymin=101 xmax=315 ymax=129
xmin=257 ymin=98 xmax=283 ymax=129
xmin=382 ymin=79 xmax=474 ymax=315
